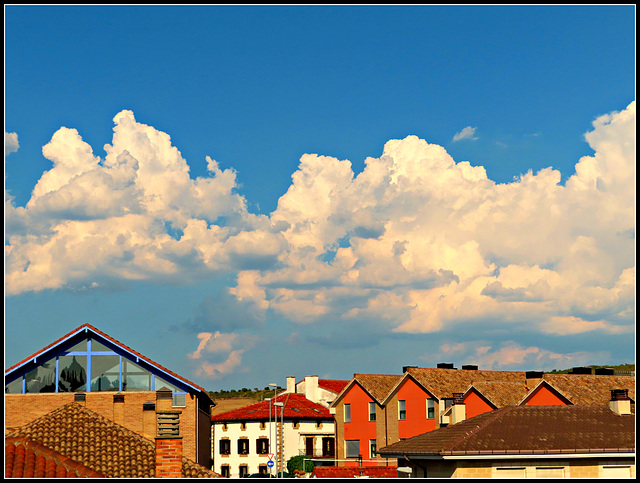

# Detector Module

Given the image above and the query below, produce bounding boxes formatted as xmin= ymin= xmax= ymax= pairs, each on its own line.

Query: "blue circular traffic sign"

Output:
xmin=267 ymin=461 xmax=275 ymax=468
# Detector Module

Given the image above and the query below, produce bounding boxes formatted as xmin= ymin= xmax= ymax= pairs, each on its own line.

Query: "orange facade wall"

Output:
xmin=525 ymin=385 xmax=569 ymax=406
xmin=463 ymin=390 xmax=495 ymax=419
xmin=396 ymin=379 xmax=436 ymax=440
xmin=342 ymin=384 xmax=377 ymax=464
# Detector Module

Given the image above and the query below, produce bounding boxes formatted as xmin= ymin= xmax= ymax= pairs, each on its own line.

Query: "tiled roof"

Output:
xmin=405 ymin=367 xmax=526 ymax=400
xmin=312 ymin=466 xmax=398 ymax=478
xmin=468 ymin=381 xmax=530 ymax=408
xmin=353 ymin=374 xmax=404 ymax=404
xmin=541 ymin=373 xmax=635 ymax=405
xmin=6 ymin=403 xmax=220 ymax=478
xmin=5 ymin=437 xmax=105 ymax=478
xmin=5 ymin=323 xmax=212 ymax=402
xmin=318 ymin=379 xmax=349 ymax=394
xmin=211 ymin=393 xmax=332 ymax=422
xmin=378 ymin=405 xmax=635 ymax=457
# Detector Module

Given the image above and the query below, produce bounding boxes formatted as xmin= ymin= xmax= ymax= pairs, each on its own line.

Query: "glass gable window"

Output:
xmin=58 ymin=355 xmax=87 ymax=392
xmin=91 ymin=355 xmax=121 ymax=391
xmin=123 ymin=359 xmax=152 ymax=391
xmin=5 ymin=332 xmax=191 ymax=400
xmin=25 ymin=357 xmax=56 ymax=393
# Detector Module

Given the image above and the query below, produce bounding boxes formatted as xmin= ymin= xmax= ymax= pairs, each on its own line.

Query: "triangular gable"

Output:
xmin=463 ymin=385 xmax=499 ymax=410
xmin=519 ymin=380 xmax=573 ymax=406
xmin=5 ymin=323 xmax=209 ymax=399
xmin=381 ymin=372 xmax=439 ymax=406
xmin=330 ymin=374 xmax=401 ymax=407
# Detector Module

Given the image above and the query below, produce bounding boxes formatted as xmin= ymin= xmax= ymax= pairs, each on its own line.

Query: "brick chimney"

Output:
xmin=609 ymin=389 xmax=631 ymax=416
xmin=155 ymin=387 xmax=182 ymax=478
xmin=113 ymin=393 xmax=125 ymax=426
xmin=143 ymin=401 xmax=156 ymax=439
xmin=74 ymin=392 xmax=86 ymax=406
xmin=450 ymin=393 xmax=466 ymax=425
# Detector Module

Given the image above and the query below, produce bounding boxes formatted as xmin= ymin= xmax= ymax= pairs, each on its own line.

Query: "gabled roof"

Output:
xmin=5 ymin=403 xmax=220 ymax=478
xmin=317 ymin=379 xmax=349 ymax=394
xmin=211 ymin=393 xmax=332 ymax=422
xmin=541 ymin=373 xmax=635 ymax=405
xmin=466 ymin=381 xmax=531 ymax=408
xmin=5 ymin=323 xmax=211 ymax=402
xmin=377 ymin=405 xmax=635 ymax=458
xmin=5 ymin=436 xmax=105 ymax=478
xmin=330 ymin=374 xmax=403 ymax=407
xmin=311 ymin=466 xmax=398 ymax=478
xmin=404 ymin=367 xmax=526 ymax=400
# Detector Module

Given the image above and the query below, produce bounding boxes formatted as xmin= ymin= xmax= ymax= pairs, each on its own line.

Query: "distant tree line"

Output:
xmin=208 ymin=386 xmax=283 ymax=401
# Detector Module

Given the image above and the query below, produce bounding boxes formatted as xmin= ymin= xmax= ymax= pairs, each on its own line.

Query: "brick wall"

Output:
xmin=155 ymin=437 xmax=183 ymax=478
xmin=4 ymin=391 xmax=201 ymax=464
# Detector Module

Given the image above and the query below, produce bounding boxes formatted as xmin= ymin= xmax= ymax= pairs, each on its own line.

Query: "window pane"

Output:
xmin=122 ymin=359 xmax=152 ymax=391
xmin=58 ymin=355 xmax=87 ymax=392
xmin=344 ymin=403 xmax=351 ymax=423
xmin=91 ymin=355 xmax=120 ymax=391
xmin=65 ymin=340 xmax=87 ymax=352
xmin=172 ymin=393 xmax=187 ymax=407
xmin=5 ymin=377 xmax=23 ymax=394
xmin=25 ymin=357 xmax=57 ymax=393
xmin=90 ymin=340 xmax=113 ymax=352
xmin=155 ymin=375 xmax=180 ymax=393
xmin=399 ymin=400 xmax=406 ymax=420
xmin=346 ymin=440 xmax=360 ymax=458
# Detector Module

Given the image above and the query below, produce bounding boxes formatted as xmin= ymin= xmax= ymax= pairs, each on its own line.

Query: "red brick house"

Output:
xmin=5 ymin=323 xmax=214 ymax=467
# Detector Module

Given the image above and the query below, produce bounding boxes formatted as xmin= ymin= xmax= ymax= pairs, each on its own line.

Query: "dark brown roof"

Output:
xmin=378 ymin=405 xmax=635 ymax=457
xmin=6 ymin=403 xmax=220 ymax=478
xmin=5 ymin=436 xmax=105 ymax=478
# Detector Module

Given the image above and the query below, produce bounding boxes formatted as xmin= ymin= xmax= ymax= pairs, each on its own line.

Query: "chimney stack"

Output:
xmin=74 ymin=392 xmax=86 ymax=406
xmin=143 ymin=401 xmax=156 ymax=439
xmin=113 ymin=393 xmax=125 ymax=426
xmin=437 ymin=363 xmax=455 ymax=369
xmin=609 ymin=389 xmax=631 ymax=416
xmin=305 ymin=375 xmax=319 ymax=403
xmin=286 ymin=376 xmax=296 ymax=394
xmin=155 ymin=388 xmax=182 ymax=478
xmin=450 ymin=393 xmax=466 ymax=424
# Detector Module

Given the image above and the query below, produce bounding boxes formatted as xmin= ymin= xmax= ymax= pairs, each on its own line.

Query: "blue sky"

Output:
xmin=5 ymin=5 xmax=636 ymax=390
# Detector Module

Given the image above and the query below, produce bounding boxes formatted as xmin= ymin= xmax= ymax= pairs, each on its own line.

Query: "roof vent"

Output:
xmin=74 ymin=393 xmax=86 ymax=402
xmin=569 ymin=367 xmax=592 ymax=375
xmin=462 ymin=365 xmax=478 ymax=371
xmin=437 ymin=363 xmax=455 ymax=369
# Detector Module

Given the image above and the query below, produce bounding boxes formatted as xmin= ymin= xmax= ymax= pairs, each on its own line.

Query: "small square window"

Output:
xmin=172 ymin=393 xmax=187 ymax=407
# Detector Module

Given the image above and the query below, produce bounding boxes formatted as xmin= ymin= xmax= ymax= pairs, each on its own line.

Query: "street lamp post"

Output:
xmin=273 ymin=401 xmax=284 ymax=478
xmin=269 ymin=383 xmax=277 ymax=476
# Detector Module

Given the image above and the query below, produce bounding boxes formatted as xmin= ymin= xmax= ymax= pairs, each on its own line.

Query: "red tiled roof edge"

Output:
xmin=5 ymin=436 xmax=106 ymax=478
xmin=5 ymin=323 xmax=210 ymax=398
xmin=211 ymin=393 xmax=332 ymax=421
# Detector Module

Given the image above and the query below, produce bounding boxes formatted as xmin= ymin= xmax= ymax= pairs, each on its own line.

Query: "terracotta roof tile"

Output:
xmin=378 ymin=405 xmax=635 ymax=457
xmin=6 ymin=403 xmax=220 ymax=478
xmin=211 ymin=393 xmax=332 ymax=422
xmin=5 ymin=436 xmax=105 ymax=478
xmin=311 ymin=466 xmax=398 ymax=478
xmin=318 ymin=379 xmax=349 ymax=394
